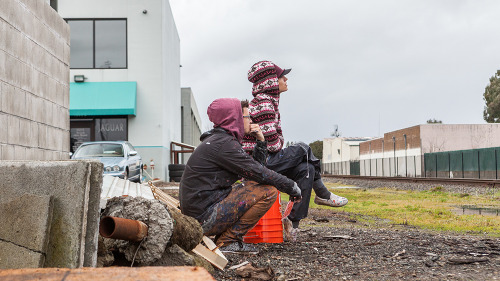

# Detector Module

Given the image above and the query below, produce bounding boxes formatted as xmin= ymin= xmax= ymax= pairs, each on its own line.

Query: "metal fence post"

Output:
xmin=461 ymin=152 xmax=464 ymax=178
xmin=496 ymin=149 xmax=498 ymax=180
xmin=478 ymin=150 xmax=481 ymax=179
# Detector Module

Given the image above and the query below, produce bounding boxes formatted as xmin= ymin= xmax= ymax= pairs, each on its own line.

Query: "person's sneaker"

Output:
xmin=220 ymin=241 xmax=259 ymax=255
xmin=314 ymin=192 xmax=348 ymax=207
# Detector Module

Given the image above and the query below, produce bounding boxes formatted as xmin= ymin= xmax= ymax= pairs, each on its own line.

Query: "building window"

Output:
xmin=66 ymin=19 xmax=127 ymax=69
xmin=70 ymin=117 xmax=128 ymax=152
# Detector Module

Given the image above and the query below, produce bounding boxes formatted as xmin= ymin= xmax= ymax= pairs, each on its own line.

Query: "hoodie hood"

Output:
xmin=207 ymin=98 xmax=245 ymax=143
xmin=248 ymin=60 xmax=280 ymax=97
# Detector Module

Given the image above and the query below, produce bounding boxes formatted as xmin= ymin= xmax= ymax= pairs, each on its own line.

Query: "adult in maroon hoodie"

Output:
xmin=179 ymin=98 xmax=301 ymax=253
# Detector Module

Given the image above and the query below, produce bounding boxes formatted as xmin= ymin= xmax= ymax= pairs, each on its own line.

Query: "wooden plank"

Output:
xmin=203 ymin=236 xmax=225 ymax=257
xmin=0 ymin=266 xmax=215 ymax=281
xmin=192 ymin=244 xmax=228 ymax=271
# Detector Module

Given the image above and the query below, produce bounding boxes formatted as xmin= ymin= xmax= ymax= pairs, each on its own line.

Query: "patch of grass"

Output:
xmin=298 ymin=184 xmax=500 ymax=236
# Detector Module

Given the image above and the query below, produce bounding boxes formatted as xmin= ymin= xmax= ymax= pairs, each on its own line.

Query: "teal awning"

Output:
xmin=70 ymin=82 xmax=137 ymax=116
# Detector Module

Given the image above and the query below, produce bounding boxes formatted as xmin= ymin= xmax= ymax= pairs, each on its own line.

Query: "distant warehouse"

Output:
xmin=358 ymin=124 xmax=500 ymax=179
xmin=322 ymin=137 xmax=373 ymax=175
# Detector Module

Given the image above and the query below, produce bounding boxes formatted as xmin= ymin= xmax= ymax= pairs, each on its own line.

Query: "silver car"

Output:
xmin=71 ymin=141 xmax=143 ymax=183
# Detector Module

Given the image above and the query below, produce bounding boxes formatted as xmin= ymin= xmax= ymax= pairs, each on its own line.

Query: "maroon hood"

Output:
xmin=207 ymin=98 xmax=244 ymax=143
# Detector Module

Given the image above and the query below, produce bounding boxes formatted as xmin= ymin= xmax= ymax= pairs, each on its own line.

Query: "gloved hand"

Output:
xmin=289 ymin=182 xmax=302 ymax=202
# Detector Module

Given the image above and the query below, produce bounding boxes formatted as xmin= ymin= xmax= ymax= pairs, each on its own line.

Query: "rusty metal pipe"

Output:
xmin=99 ymin=216 xmax=148 ymax=242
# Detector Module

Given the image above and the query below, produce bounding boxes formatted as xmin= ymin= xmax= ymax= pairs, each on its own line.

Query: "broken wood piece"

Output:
xmin=202 ymin=236 xmax=226 ymax=260
xmin=211 ymin=242 xmax=224 ymax=253
xmin=235 ymin=263 xmax=274 ymax=281
xmin=323 ymin=235 xmax=354 ymax=240
xmin=393 ymin=249 xmax=406 ymax=258
xmin=148 ymin=183 xmax=181 ymax=210
xmin=192 ymin=244 xmax=228 ymax=271
xmin=448 ymin=257 xmax=489 ymax=264
xmin=228 ymin=261 xmax=250 ymax=270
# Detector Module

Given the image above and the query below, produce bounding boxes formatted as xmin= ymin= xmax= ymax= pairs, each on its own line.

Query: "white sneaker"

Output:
xmin=314 ymin=192 xmax=348 ymax=207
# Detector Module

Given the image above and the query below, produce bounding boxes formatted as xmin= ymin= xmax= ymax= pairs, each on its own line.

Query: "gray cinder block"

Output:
xmin=7 ymin=115 xmax=20 ymax=144
xmin=0 ymin=161 xmax=103 ymax=268
xmin=0 ymin=193 xmax=53 ymax=269
xmin=0 ymin=113 xmax=7 ymax=143
xmin=14 ymin=145 xmax=25 ymax=159
xmin=0 ymin=242 xmax=45 ymax=269
xmin=19 ymin=118 xmax=29 ymax=146
xmin=2 ymin=145 xmax=14 ymax=160
xmin=83 ymin=160 xmax=104 ymax=267
xmin=0 ymin=19 xmax=6 ymax=51
xmin=0 ymin=50 xmax=5 ymax=82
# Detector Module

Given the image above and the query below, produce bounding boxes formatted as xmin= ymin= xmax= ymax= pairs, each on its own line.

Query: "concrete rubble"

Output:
xmin=0 ymin=162 xmax=214 ymax=280
xmin=98 ymin=195 xmax=210 ymax=272
xmin=100 ymin=196 xmax=175 ymax=265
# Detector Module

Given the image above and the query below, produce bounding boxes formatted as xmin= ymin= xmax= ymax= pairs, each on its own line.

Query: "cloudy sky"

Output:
xmin=169 ymin=0 xmax=500 ymax=143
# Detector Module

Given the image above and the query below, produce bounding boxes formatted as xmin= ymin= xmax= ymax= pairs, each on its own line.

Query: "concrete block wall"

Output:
xmin=0 ymin=160 xmax=103 ymax=268
xmin=0 ymin=0 xmax=70 ymax=160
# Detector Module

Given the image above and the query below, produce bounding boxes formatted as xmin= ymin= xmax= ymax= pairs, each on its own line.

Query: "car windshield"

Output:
xmin=74 ymin=143 xmax=124 ymax=158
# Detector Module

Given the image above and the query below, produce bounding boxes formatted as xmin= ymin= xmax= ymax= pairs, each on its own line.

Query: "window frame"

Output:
xmin=70 ymin=116 xmax=129 ymax=141
xmin=65 ymin=18 xmax=128 ymax=69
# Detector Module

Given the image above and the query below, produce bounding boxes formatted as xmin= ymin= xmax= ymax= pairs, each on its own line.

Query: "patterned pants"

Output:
xmin=202 ymin=180 xmax=278 ymax=245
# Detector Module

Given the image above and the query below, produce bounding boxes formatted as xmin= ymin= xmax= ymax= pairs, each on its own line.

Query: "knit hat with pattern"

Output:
xmin=248 ymin=60 xmax=281 ymax=97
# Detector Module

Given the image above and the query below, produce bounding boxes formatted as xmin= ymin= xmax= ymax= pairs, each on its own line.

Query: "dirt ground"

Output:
xmin=213 ymin=207 xmax=500 ymax=281
xmin=158 ymin=183 xmax=500 ymax=281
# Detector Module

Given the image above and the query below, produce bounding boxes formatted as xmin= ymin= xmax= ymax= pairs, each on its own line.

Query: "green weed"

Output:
xmin=302 ymin=184 xmax=500 ymax=237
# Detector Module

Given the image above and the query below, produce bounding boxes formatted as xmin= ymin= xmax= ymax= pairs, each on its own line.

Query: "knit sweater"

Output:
xmin=242 ymin=61 xmax=285 ymax=154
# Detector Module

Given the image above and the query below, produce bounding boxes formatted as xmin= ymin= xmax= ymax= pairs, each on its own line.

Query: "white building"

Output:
xmin=322 ymin=137 xmax=372 ymax=175
xmin=58 ymin=0 xmax=188 ymax=180
xmin=180 ymin=87 xmax=202 ymax=163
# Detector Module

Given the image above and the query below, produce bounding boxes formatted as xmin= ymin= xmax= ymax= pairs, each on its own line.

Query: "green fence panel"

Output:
xmin=449 ymin=151 xmax=462 ymax=171
xmin=436 ymin=152 xmax=450 ymax=172
xmin=497 ymin=149 xmax=500 ymax=172
xmin=479 ymin=147 xmax=496 ymax=171
xmin=350 ymin=161 xmax=360 ymax=176
xmin=462 ymin=149 xmax=479 ymax=171
xmin=424 ymin=153 xmax=436 ymax=173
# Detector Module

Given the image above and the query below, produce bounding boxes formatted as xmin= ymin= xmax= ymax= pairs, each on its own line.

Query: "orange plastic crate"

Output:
xmin=243 ymin=193 xmax=283 ymax=243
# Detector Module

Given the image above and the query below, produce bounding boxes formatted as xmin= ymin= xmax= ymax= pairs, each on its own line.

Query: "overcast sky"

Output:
xmin=169 ymin=0 xmax=500 ymax=144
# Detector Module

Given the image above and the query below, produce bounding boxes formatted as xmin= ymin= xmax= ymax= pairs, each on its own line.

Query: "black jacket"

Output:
xmin=179 ymin=128 xmax=296 ymax=220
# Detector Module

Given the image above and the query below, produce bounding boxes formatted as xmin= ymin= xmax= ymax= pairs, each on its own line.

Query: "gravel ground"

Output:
xmin=213 ymin=208 xmax=500 ymax=281
xmin=156 ymin=180 xmax=500 ymax=280
xmin=322 ymin=176 xmax=500 ymax=196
